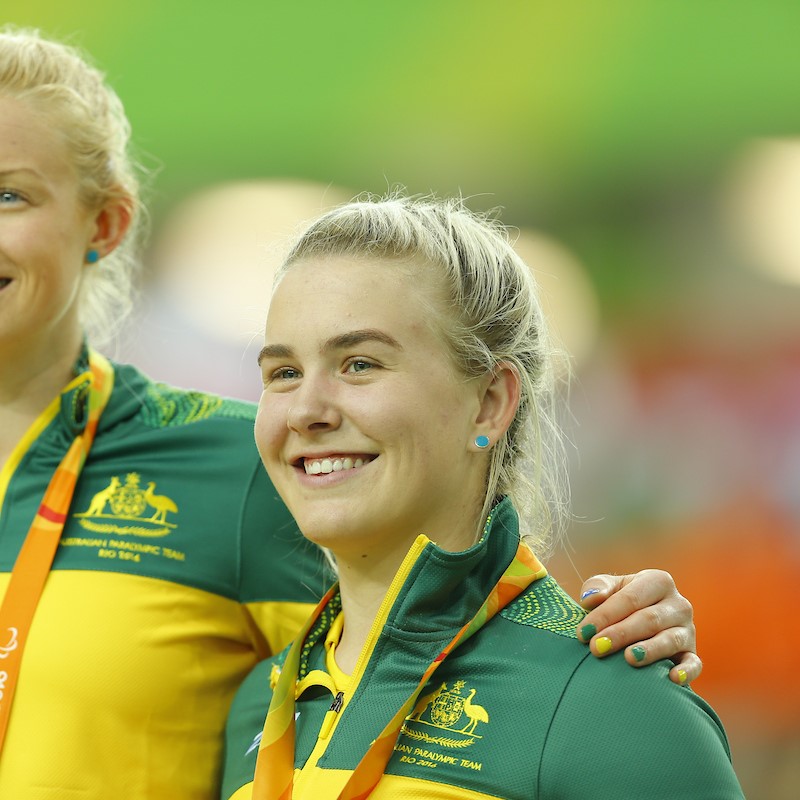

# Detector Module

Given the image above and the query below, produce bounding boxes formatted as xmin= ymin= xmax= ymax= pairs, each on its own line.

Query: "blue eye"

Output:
xmin=346 ymin=360 xmax=374 ymax=374
xmin=272 ymin=367 xmax=301 ymax=380
xmin=0 ymin=190 xmax=22 ymax=204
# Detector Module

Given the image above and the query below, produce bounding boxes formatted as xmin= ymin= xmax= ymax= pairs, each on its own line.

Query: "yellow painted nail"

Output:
xmin=595 ymin=636 xmax=613 ymax=655
xmin=678 ymin=669 xmax=688 ymax=684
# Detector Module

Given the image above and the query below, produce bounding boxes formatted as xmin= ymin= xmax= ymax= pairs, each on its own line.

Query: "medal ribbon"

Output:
xmin=0 ymin=350 xmax=114 ymax=754
xmin=253 ymin=538 xmax=546 ymax=800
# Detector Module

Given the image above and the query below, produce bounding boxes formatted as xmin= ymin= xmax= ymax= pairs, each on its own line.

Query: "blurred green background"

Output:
xmin=5 ymin=1 xmax=799 ymax=796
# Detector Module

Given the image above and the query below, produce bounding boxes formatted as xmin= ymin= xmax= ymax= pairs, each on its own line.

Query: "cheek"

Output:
xmin=7 ymin=226 xmax=48 ymax=269
xmin=254 ymin=395 xmax=284 ymax=463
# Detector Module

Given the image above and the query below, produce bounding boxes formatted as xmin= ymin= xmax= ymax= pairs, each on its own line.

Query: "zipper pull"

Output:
xmin=330 ymin=691 xmax=344 ymax=713
xmin=320 ymin=691 xmax=345 ymax=739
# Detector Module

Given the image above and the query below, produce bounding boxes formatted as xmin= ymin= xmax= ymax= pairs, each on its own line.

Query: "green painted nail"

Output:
xmin=631 ymin=645 xmax=646 ymax=662
xmin=580 ymin=623 xmax=597 ymax=642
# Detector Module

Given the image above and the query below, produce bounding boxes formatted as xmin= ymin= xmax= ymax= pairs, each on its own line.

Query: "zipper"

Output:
xmin=319 ymin=690 xmax=346 ymax=740
xmin=295 ymin=535 xmax=431 ymax=779
xmin=345 ymin=534 xmax=430 ymax=692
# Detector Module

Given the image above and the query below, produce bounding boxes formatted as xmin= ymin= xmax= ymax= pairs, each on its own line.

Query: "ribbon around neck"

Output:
xmin=252 ymin=537 xmax=546 ymax=800
xmin=0 ymin=349 xmax=114 ymax=754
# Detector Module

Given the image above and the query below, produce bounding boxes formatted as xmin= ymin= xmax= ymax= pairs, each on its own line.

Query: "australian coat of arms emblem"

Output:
xmin=74 ymin=472 xmax=178 ymax=537
xmin=402 ymin=680 xmax=489 ymax=748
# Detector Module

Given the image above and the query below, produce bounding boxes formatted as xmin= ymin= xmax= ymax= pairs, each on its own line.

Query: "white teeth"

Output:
xmin=303 ymin=456 xmax=370 ymax=475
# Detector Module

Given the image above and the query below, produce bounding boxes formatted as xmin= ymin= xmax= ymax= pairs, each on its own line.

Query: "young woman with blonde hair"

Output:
xmin=222 ymin=195 xmax=743 ymax=799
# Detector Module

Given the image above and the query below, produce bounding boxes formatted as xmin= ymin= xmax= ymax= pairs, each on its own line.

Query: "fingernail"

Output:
xmin=580 ymin=588 xmax=600 ymax=600
xmin=677 ymin=669 xmax=688 ymax=685
xmin=595 ymin=636 xmax=613 ymax=655
xmin=631 ymin=645 xmax=646 ymax=663
xmin=580 ymin=623 xmax=597 ymax=642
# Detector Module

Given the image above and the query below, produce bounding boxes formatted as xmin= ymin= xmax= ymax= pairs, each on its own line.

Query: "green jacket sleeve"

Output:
xmin=539 ymin=655 xmax=745 ymax=798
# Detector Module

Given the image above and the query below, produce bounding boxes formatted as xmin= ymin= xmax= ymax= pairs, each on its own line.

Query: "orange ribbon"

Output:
xmin=0 ymin=350 xmax=114 ymax=754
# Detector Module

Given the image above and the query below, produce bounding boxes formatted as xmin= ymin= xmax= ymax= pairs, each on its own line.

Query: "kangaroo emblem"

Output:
xmin=84 ymin=476 xmax=121 ymax=516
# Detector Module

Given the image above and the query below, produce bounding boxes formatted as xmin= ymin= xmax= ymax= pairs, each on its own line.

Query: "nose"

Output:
xmin=286 ymin=373 xmax=341 ymax=434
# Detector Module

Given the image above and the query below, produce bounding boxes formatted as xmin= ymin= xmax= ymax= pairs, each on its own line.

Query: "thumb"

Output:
xmin=578 ymin=573 xmax=625 ymax=609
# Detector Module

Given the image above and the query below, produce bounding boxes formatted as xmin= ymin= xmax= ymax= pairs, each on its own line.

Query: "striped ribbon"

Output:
xmin=252 ymin=536 xmax=546 ymax=800
xmin=0 ymin=350 xmax=114 ymax=754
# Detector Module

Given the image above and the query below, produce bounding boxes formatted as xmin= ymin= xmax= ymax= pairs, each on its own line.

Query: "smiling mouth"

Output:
xmin=301 ymin=455 xmax=376 ymax=475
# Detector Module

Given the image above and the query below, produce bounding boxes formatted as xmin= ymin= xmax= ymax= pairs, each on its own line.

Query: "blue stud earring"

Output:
xmin=475 ymin=435 xmax=490 ymax=449
xmin=85 ymin=249 xmax=100 ymax=264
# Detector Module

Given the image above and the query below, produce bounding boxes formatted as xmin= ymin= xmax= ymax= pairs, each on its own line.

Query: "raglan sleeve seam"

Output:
xmin=234 ymin=453 xmax=265 ymax=602
xmin=536 ymin=650 xmax=593 ymax=797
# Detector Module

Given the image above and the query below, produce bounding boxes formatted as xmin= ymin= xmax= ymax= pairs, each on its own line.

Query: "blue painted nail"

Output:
xmin=581 ymin=588 xmax=601 ymax=600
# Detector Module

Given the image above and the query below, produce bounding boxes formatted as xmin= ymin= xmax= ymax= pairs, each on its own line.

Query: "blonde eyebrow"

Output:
xmin=0 ymin=168 xmax=42 ymax=180
xmin=258 ymin=329 xmax=402 ymax=367
xmin=257 ymin=343 xmax=293 ymax=365
xmin=322 ymin=329 xmax=403 ymax=352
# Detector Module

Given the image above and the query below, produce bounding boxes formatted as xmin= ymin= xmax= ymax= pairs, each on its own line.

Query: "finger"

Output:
xmin=577 ymin=573 xmax=621 ymax=610
xmin=576 ymin=583 xmax=658 ymax=643
xmin=584 ymin=600 xmax=696 ymax=655
xmin=666 ymin=652 xmax=703 ymax=685
xmin=577 ymin=568 xmax=673 ymax=612
xmin=618 ymin=626 xmax=695 ymax=667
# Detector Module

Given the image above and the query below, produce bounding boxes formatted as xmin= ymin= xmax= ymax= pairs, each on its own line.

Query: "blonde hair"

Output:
xmin=277 ymin=194 xmax=569 ymax=555
xmin=0 ymin=26 xmax=145 ymax=344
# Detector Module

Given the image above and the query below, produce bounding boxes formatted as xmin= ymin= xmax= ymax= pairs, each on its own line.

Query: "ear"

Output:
xmin=471 ymin=361 xmax=521 ymax=451
xmin=88 ymin=193 xmax=134 ymax=258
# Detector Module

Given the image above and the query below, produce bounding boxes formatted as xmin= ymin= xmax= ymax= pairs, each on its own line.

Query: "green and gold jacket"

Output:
xmin=222 ymin=498 xmax=743 ymax=799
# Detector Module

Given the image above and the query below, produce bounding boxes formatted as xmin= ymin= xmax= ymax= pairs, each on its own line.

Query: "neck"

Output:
xmin=332 ymin=514 xmax=481 ymax=675
xmin=334 ymin=550 xmax=407 ymax=674
xmin=0 ymin=332 xmax=83 ymax=465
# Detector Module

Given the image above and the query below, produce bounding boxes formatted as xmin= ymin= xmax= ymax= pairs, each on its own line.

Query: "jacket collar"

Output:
xmin=55 ymin=344 xmax=149 ymax=441
xmin=382 ymin=497 xmax=537 ymax=637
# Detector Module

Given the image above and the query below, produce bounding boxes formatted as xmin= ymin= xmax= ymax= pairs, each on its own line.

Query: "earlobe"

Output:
xmin=472 ymin=362 xmax=521 ymax=449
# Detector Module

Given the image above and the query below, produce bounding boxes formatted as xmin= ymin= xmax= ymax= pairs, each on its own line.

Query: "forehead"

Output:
xmin=0 ymin=94 xmax=75 ymax=181
xmin=265 ymin=255 xmax=448 ymax=343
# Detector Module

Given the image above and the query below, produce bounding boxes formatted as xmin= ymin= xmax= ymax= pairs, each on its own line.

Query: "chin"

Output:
xmin=293 ymin=511 xmax=370 ymax=553
xmin=292 ymin=509 xmax=344 ymax=539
